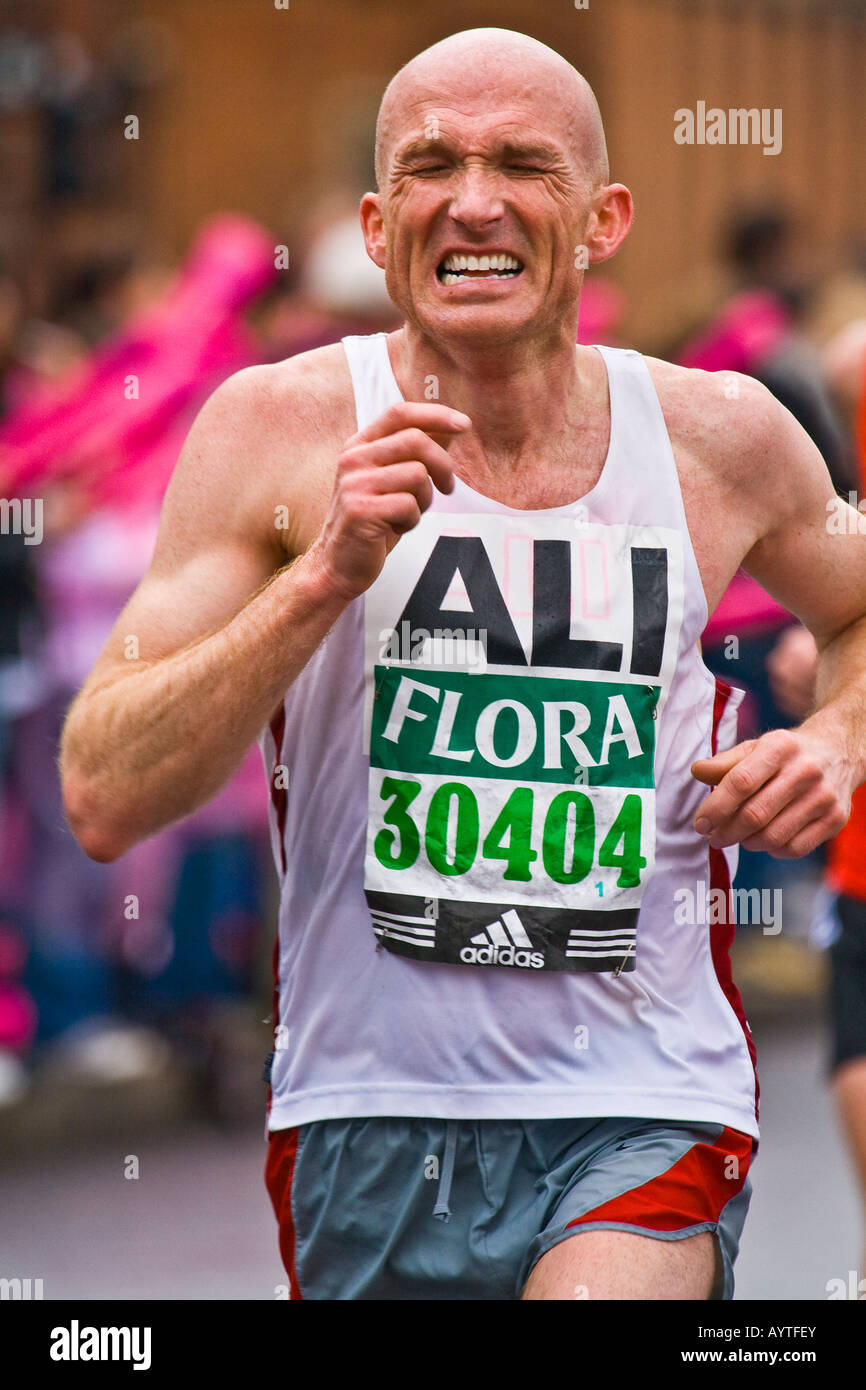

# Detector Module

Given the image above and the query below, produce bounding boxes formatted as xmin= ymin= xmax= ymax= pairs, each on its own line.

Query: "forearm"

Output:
xmin=803 ymin=612 xmax=866 ymax=786
xmin=61 ymin=549 xmax=347 ymax=859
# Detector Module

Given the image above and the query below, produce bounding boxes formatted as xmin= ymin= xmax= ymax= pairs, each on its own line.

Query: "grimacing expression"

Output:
xmin=361 ymin=78 xmax=614 ymax=347
xmin=366 ymin=101 xmax=600 ymax=345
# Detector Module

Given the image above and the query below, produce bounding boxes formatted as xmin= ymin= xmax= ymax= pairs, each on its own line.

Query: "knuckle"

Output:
xmin=776 ymin=727 xmax=798 ymax=749
xmin=341 ymin=472 xmax=369 ymax=502
xmin=795 ymin=756 xmax=822 ymax=783
xmin=406 ymin=459 xmax=429 ymax=484
xmin=337 ymin=447 xmax=361 ymax=474
xmin=728 ymin=767 xmax=753 ymax=797
xmin=344 ymin=491 xmax=371 ymax=519
xmin=406 ymin=428 xmax=432 ymax=454
xmin=762 ymin=824 xmax=787 ymax=850
xmin=739 ymin=803 xmax=765 ymax=832
xmin=768 ymin=728 xmax=798 ymax=757
xmin=773 ymin=841 xmax=797 ymax=860
xmin=813 ymin=788 xmax=837 ymax=817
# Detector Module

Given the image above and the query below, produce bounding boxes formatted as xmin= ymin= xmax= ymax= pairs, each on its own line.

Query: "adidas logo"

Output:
xmin=459 ymin=910 xmax=545 ymax=969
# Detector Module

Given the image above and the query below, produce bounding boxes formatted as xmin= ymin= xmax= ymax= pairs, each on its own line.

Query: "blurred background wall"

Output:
xmin=2 ymin=0 xmax=865 ymax=349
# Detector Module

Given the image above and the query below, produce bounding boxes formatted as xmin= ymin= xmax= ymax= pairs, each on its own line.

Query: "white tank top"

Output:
xmin=260 ymin=333 xmax=759 ymax=1139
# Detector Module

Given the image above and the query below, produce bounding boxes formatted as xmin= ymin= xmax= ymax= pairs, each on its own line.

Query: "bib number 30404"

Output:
xmin=373 ymin=775 xmax=647 ymax=894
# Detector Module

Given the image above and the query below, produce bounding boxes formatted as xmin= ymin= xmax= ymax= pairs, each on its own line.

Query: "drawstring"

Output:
xmin=432 ymin=1120 xmax=459 ymax=1222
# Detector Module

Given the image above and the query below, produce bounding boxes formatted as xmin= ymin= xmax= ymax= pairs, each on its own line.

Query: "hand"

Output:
xmin=309 ymin=401 xmax=471 ymax=602
xmin=690 ymin=726 xmax=851 ymax=858
xmin=766 ymin=625 xmax=818 ymax=722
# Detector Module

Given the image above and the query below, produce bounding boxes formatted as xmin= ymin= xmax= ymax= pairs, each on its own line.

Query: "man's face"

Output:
xmin=364 ymin=92 xmax=597 ymax=348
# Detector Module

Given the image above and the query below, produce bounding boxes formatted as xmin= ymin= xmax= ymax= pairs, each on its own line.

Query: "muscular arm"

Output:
xmin=690 ymin=375 xmax=866 ymax=854
xmin=744 ymin=392 xmax=866 ymax=765
xmin=60 ymin=358 xmax=466 ymax=862
xmin=59 ymin=365 xmax=348 ymax=861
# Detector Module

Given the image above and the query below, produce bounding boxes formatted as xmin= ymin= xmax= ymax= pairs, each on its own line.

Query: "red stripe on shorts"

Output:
xmin=265 ymin=1127 xmax=303 ymax=1299
xmin=565 ymin=1124 xmax=754 ymax=1233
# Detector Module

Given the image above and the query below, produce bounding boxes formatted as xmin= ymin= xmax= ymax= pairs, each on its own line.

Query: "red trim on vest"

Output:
xmin=708 ymin=677 xmax=760 ymax=1123
xmin=565 ymin=1124 xmax=754 ymax=1232
xmin=266 ymin=931 xmax=280 ymax=1124
xmin=266 ymin=706 xmax=287 ymax=1125
xmin=269 ymin=706 xmax=288 ymax=875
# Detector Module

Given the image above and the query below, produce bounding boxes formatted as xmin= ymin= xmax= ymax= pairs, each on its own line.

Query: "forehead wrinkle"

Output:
xmin=375 ymin=42 xmax=608 ymax=192
xmin=393 ymin=118 xmax=569 ymax=166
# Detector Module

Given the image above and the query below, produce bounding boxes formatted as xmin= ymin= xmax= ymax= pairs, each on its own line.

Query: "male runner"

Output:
xmin=60 ymin=29 xmax=866 ymax=1300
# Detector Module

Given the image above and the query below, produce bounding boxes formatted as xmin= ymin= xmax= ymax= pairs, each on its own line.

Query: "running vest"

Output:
xmin=260 ymin=334 xmax=759 ymax=1138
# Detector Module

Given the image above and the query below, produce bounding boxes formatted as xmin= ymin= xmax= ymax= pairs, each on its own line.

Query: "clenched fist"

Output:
xmin=308 ymin=401 xmax=471 ymax=602
xmin=691 ymin=726 xmax=851 ymax=858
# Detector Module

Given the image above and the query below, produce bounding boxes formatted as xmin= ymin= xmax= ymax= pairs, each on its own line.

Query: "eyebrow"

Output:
xmin=392 ymin=138 xmax=452 ymax=165
xmin=392 ymin=135 xmax=564 ymax=166
xmin=499 ymin=140 xmax=563 ymax=163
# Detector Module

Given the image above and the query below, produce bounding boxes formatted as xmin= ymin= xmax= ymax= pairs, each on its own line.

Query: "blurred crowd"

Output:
xmin=1 ymin=19 xmax=866 ymax=1145
xmin=0 ymin=200 xmax=405 ymax=1111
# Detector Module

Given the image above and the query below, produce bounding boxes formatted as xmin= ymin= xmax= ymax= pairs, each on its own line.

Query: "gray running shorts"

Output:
xmin=265 ymin=1114 xmax=755 ymax=1301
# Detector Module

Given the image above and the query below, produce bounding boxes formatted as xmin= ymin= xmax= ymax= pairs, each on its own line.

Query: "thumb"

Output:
xmin=690 ymin=739 xmax=757 ymax=787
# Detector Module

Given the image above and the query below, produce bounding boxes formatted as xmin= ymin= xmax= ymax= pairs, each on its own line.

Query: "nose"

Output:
xmin=447 ymin=165 xmax=505 ymax=230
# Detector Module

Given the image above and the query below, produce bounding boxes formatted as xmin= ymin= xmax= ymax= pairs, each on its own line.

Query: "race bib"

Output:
xmin=362 ymin=511 xmax=684 ymax=973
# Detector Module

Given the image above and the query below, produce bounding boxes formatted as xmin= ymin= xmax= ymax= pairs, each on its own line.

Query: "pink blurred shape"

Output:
xmin=0 ymin=214 xmax=277 ymax=510
xmin=0 ymin=984 xmax=36 ymax=1052
xmin=577 ymin=279 xmax=625 ymax=345
xmin=703 ymin=569 xmax=791 ymax=644
xmin=675 ymin=289 xmax=795 ymax=645
xmin=676 ymin=288 xmax=791 ymax=375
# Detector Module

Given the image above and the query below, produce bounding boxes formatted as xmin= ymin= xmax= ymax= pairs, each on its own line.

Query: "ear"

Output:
xmin=584 ymin=184 xmax=634 ymax=265
xmin=360 ymin=193 xmax=387 ymax=269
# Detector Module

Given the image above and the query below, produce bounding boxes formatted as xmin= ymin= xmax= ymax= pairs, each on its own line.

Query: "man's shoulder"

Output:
xmin=210 ymin=341 xmax=356 ymax=444
xmin=171 ymin=341 xmax=358 ymax=561
xmin=641 ymin=353 xmax=782 ymax=470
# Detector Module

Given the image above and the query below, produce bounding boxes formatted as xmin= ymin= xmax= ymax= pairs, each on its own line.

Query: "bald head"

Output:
xmin=374 ymin=28 xmax=609 ymax=194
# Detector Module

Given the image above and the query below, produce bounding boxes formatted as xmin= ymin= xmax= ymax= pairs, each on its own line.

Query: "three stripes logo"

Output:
xmin=459 ymin=910 xmax=545 ymax=969
xmin=368 ymin=894 xmax=637 ymax=972
xmin=566 ymin=925 xmax=637 ymax=972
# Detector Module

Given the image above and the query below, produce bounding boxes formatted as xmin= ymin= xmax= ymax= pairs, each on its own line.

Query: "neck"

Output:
xmin=390 ymin=316 xmax=594 ymax=476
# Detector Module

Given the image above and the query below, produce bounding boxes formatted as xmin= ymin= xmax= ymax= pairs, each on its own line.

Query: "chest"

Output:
xmin=446 ymin=417 xmax=613 ymax=512
xmin=281 ymin=402 xmax=749 ymax=622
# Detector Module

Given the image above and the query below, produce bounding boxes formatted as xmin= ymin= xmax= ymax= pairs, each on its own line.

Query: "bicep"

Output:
xmin=741 ymin=399 xmax=866 ymax=647
xmin=79 ymin=369 xmax=286 ymax=694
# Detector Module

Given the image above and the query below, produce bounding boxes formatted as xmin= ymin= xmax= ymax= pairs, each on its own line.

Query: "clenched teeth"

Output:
xmin=440 ymin=252 xmax=522 ymax=273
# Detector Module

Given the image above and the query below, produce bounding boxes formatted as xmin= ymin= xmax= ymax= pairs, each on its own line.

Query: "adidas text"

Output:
xmin=459 ymin=943 xmax=545 ymax=968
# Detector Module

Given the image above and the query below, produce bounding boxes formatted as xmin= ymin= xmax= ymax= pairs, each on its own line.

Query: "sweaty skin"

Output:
xmin=60 ymin=28 xmax=866 ymax=1298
